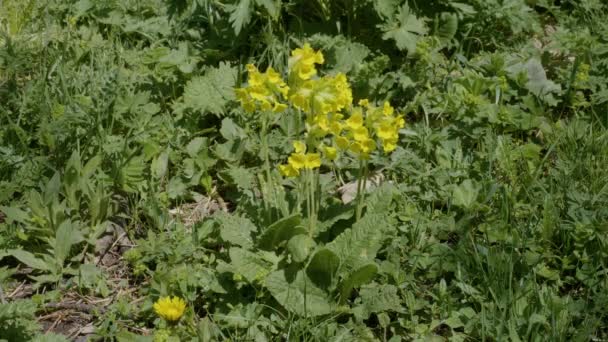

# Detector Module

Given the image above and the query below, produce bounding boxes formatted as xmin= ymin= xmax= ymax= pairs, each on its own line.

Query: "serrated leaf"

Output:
xmin=216 ymin=213 xmax=257 ymax=248
xmin=380 ymin=3 xmax=427 ymax=53
xmin=373 ymin=0 xmax=400 ymax=19
xmin=307 ymin=248 xmax=340 ymax=289
xmin=182 ymin=63 xmax=237 ymax=116
xmin=265 ymin=269 xmax=334 ymax=316
xmin=229 ymin=0 xmax=252 ymax=35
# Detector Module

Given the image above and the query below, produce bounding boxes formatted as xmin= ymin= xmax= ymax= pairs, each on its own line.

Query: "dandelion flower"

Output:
xmin=153 ymin=296 xmax=186 ymax=322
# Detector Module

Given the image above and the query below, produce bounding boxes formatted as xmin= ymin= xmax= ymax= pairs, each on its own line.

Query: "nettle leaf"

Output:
xmin=380 ymin=3 xmax=427 ymax=53
xmin=182 ymin=62 xmax=237 ymax=116
xmin=229 ymin=0 xmax=252 ymax=35
xmin=265 ymin=269 xmax=334 ymax=316
xmin=216 ymin=212 xmax=257 ymax=248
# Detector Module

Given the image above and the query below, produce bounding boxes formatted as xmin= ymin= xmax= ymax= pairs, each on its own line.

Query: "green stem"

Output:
xmin=355 ymin=159 xmax=368 ymax=221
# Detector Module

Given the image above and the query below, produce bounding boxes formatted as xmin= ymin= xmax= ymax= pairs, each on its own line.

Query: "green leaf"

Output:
xmin=354 ymin=284 xmax=402 ymax=319
xmin=182 ymin=62 xmax=237 ymax=116
xmin=265 ymin=269 xmax=334 ymax=316
xmin=228 ymin=247 xmax=277 ymax=283
xmin=339 ymin=263 xmax=378 ymax=302
xmin=229 ymin=0 xmax=252 ymax=35
xmin=306 ymin=248 xmax=340 ymax=289
xmin=436 ymin=12 xmax=458 ymax=43
xmin=451 ymin=179 xmax=480 ymax=209
xmin=53 ymin=220 xmax=83 ymax=265
xmin=326 ymin=213 xmax=393 ymax=274
xmin=6 ymin=250 xmax=53 ymax=272
xmin=151 ymin=151 xmax=169 ymax=179
xmin=380 ymin=3 xmax=427 ymax=53
xmin=216 ymin=213 xmax=257 ymax=248
xmin=258 ymin=214 xmax=305 ymax=250
xmin=0 ymin=206 xmax=29 ymax=224
xmin=220 ymin=117 xmax=246 ymax=140
xmin=255 ymin=0 xmax=280 ymax=19
xmin=287 ymin=234 xmax=316 ymax=263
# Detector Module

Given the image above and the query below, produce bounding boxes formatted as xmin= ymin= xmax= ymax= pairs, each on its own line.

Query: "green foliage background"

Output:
xmin=1 ymin=0 xmax=608 ymax=340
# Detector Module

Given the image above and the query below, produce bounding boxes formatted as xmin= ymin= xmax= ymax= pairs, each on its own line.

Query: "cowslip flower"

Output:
xmin=154 ymin=296 xmax=186 ymax=322
xmin=289 ymin=43 xmax=324 ymax=80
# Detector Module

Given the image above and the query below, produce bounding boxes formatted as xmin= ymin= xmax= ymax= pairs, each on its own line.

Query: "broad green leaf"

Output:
xmin=151 ymin=151 xmax=169 ymax=179
xmin=258 ymin=214 xmax=304 ymax=250
xmin=380 ymin=3 xmax=427 ymax=53
xmin=216 ymin=213 xmax=257 ymax=248
xmin=339 ymin=263 xmax=378 ymax=302
xmin=220 ymin=117 xmax=246 ymax=140
xmin=6 ymin=249 xmax=53 ymax=272
xmin=0 ymin=206 xmax=29 ymax=224
xmin=53 ymin=220 xmax=83 ymax=265
xmin=326 ymin=213 xmax=393 ymax=274
xmin=306 ymin=248 xmax=340 ymax=289
xmin=287 ymin=234 xmax=316 ymax=263
xmin=451 ymin=179 xmax=480 ymax=209
xmin=182 ymin=63 xmax=237 ymax=116
xmin=265 ymin=269 xmax=334 ymax=316
xmin=228 ymin=247 xmax=277 ymax=283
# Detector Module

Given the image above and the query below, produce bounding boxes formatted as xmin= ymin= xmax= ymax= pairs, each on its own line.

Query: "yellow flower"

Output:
xmin=346 ymin=110 xmax=364 ymax=129
xmin=279 ymin=164 xmax=299 ymax=177
xmin=303 ymin=153 xmax=321 ymax=169
xmin=288 ymin=153 xmax=306 ymax=170
xmin=272 ymin=102 xmax=287 ymax=113
xmin=352 ymin=126 xmax=369 ymax=142
xmin=381 ymin=137 xmax=398 ymax=152
xmin=335 ymin=136 xmax=350 ymax=150
xmin=322 ymin=146 xmax=338 ymax=161
xmin=382 ymin=101 xmax=394 ymax=116
xmin=293 ymin=141 xmax=307 ymax=154
xmin=154 ymin=296 xmax=186 ymax=322
xmin=376 ymin=121 xmax=396 ymax=140
xmin=289 ymin=43 xmax=324 ymax=80
xmin=358 ymin=99 xmax=370 ymax=107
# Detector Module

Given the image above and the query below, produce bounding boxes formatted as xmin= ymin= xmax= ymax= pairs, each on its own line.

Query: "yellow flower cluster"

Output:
xmin=235 ymin=43 xmax=404 ymax=178
xmin=235 ymin=64 xmax=289 ymax=113
xmin=288 ymin=43 xmax=324 ymax=81
xmin=153 ymin=296 xmax=186 ymax=322
xmin=278 ymin=141 xmax=321 ymax=177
